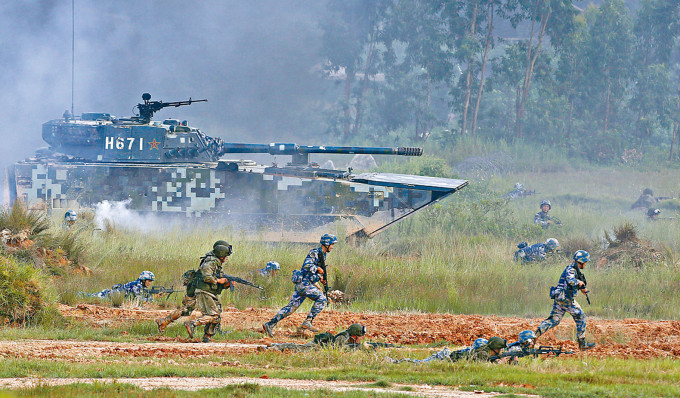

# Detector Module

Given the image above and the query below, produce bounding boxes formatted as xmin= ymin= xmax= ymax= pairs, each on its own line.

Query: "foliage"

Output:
xmin=0 ymin=201 xmax=50 ymax=236
xmin=0 ymin=255 xmax=60 ymax=325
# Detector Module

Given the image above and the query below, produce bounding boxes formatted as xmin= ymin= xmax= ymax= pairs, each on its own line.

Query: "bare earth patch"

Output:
xmin=60 ymin=304 xmax=680 ymax=359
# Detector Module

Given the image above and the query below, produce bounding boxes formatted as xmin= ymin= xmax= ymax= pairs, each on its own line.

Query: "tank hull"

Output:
xmin=10 ymin=159 xmax=467 ymax=242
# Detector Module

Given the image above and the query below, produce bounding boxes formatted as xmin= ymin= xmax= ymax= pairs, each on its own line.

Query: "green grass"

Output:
xmin=2 ymin=354 xmax=680 ymax=397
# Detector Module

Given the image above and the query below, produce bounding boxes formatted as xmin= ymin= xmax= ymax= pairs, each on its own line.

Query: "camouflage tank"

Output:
xmin=7 ymin=94 xmax=467 ymax=242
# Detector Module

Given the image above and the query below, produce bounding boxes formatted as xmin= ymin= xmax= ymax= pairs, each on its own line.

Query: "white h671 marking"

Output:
xmin=105 ymin=137 xmax=144 ymax=150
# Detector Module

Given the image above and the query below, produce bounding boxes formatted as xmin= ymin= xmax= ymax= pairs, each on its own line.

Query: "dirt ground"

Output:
xmin=0 ymin=376 xmax=532 ymax=397
xmin=56 ymin=303 xmax=680 ymax=359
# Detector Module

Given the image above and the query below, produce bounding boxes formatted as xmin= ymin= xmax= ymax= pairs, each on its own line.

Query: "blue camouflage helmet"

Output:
xmin=573 ymin=250 xmax=590 ymax=263
xmin=266 ymin=261 xmax=281 ymax=271
xmin=517 ymin=242 xmax=528 ymax=249
xmin=320 ymin=233 xmax=338 ymax=246
xmin=471 ymin=338 xmax=488 ymax=350
xmin=139 ymin=270 xmax=155 ymax=281
xmin=540 ymin=199 xmax=551 ymax=209
xmin=518 ymin=330 xmax=536 ymax=344
xmin=545 ymin=238 xmax=559 ymax=250
xmin=64 ymin=210 xmax=78 ymax=221
xmin=514 ymin=182 xmax=524 ymax=190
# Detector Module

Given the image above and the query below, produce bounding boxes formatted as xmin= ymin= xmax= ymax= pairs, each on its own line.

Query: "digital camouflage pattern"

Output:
xmin=8 ymin=95 xmax=467 ymax=243
xmin=537 ymin=262 xmax=588 ymax=340
xmin=534 ymin=210 xmax=553 ymax=228
xmin=515 ymin=242 xmax=553 ymax=262
xmin=91 ymin=278 xmax=150 ymax=301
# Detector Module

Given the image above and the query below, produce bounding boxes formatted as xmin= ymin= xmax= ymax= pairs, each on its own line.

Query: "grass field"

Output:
xmin=3 ymin=155 xmax=680 ymax=397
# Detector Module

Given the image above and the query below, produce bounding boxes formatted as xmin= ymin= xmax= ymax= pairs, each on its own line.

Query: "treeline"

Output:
xmin=320 ymin=0 xmax=680 ymax=163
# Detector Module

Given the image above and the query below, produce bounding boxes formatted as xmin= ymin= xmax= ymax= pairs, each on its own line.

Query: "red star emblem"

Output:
xmin=148 ymin=139 xmax=160 ymax=150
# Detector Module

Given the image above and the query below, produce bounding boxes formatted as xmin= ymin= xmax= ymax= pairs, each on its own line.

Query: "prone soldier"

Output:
xmin=514 ymin=238 xmax=559 ymax=262
xmin=88 ymin=270 xmax=156 ymax=302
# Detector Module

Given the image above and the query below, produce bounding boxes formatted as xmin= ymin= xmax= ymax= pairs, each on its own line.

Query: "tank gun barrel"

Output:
xmin=218 ymin=143 xmax=422 ymax=165
xmin=136 ymin=92 xmax=207 ymax=123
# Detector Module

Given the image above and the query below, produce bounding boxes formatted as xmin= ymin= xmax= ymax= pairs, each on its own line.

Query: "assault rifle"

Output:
xmin=219 ymin=273 xmax=264 ymax=291
xmin=489 ymin=346 xmax=575 ymax=362
xmin=144 ymin=286 xmax=179 ymax=298
xmin=346 ymin=342 xmax=403 ymax=350
xmin=574 ymin=264 xmax=591 ymax=305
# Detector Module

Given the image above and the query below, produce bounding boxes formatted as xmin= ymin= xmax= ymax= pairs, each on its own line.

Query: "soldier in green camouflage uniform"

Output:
xmin=264 ymin=323 xmax=367 ymax=351
xmin=156 ymin=240 xmax=230 ymax=333
xmin=184 ymin=242 xmax=233 ymax=342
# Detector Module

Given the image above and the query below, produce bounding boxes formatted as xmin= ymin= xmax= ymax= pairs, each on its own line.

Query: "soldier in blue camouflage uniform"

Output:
xmin=258 ymin=261 xmax=280 ymax=277
xmin=262 ymin=233 xmax=338 ymax=336
xmin=388 ymin=337 xmax=507 ymax=363
xmin=62 ymin=210 xmax=78 ymax=230
xmin=91 ymin=270 xmax=155 ymax=301
xmin=504 ymin=182 xmax=526 ymax=200
xmin=535 ymin=250 xmax=596 ymax=350
xmin=514 ymin=238 xmax=559 ymax=262
xmin=534 ymin=200 xmax=558 ymax=228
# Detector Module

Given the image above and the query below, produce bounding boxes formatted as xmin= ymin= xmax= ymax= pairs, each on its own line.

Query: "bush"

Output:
xmin=0 ymin=255 xmax=60 ymax=325
xmin=0 ymin=201 xmax=50 ymax=236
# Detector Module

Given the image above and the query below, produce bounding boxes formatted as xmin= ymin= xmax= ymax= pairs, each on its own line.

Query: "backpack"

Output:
xmin=313 ymin=332 xmax=335 ymax=346
xmin=182 ymin=269 xmax=199 ymax=297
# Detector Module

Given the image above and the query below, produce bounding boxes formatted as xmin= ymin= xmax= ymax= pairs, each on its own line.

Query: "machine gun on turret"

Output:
xmin=136 ymin=92 xmax=207 ymax=123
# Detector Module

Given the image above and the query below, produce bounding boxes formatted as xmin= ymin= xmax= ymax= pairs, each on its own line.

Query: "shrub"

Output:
xmin=0 ymin=255 xmax=59 ymax=325
xmin=0 ymin=201 xmax=50 ymax=236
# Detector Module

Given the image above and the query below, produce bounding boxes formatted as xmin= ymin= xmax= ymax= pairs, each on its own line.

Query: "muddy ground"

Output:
xmin=55 ymin=304 xmax=680 ymax=359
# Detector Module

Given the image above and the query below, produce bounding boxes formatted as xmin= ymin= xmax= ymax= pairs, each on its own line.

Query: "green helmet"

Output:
xmin=487 ymin=336 xmax=507 ymax=350
xmin=346 ymin=323 xmax=366 ymax=337
xmin=213 ymin=240 xmax=229 ymax=249
xmin=213 ymin=244 xmax=232 ymax=258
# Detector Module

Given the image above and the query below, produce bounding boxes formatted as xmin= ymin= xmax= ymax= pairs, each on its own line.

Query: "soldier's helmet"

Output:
xmin=471 ymin=338 xmax=488 ymax=350
xmin=139 ymin=270 xmax=155 ymax=281
xmin=573 ymin=250 xmax=590 ymax=263
xmin=487 ymin=337 xmax=507 ymax=350
xmin=518 ymin=330 xmax=536 ymax=344
xmin=64 ymin=210 xmax=78 ymax=222
xmin=320 ymin=233 xmax=338 ymax=246
xmin=540 ymin=199 xmax=551 ymax=210
xmin=514 ymin=182 xmax=524 ymax=190
xmin=265 ymin=261 xmax=280 ymax=271
xmin=647 ymin=208 xmax=661 ymax=217
xmin=213 ymin=240 xmax=230 ymax=249
xmin=643 ymin=188 xmax=654 ymax=196
xmin=517 ymin=242 xmax=528 ymax=249
xmin=213 ymin=244 xmax=232 ymax=258
xmin=347 ymin=323 xmax=367 ymax=337
xmin=545 ymin=238 xmax=560 ymax=250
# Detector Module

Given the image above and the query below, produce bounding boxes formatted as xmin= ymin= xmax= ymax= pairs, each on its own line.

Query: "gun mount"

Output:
xmin=10 ymin=93 xmax=468 ymax=242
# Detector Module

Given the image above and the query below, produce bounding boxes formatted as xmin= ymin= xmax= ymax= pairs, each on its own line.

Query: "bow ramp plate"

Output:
xmin=350 ymin=172 xmax=468 ymax=194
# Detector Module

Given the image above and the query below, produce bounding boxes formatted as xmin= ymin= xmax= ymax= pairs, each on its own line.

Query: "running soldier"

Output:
xmin=535 ymin=250 xmax=596 ymax=350
xmin=155 ymin=240 xmax=230 ymax=333
xmin=184 ymin=242 xmax=233 ymax=343
xmin=262 ymin=233 xmax=338 ymax=336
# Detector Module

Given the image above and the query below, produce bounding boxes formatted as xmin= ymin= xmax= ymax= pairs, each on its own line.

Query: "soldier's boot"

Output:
xmin=155 ymin=317 xmax=172 ymax=333
xmin=300 ymin=319 xmax=319 ymax=332
xmin=262 ymin=321 xmax=276 ymax=337
xmin=184 ymin=320 xmax=196 ymax=339
xmin=578 ymin=338 xmax=596 ymax=351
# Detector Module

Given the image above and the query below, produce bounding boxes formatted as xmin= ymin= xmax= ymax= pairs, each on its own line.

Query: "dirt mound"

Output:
xmin=598 ymin=222 xmax=664 ymax=268
xmin=58 ymin=304 xmax=680 ymax=359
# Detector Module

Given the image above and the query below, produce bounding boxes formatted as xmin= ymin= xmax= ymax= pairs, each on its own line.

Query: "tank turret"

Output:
xmin=11 ymin=94 xmax=468 ymax=242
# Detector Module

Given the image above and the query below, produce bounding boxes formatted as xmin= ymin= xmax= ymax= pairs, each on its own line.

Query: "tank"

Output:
xmin=7 ymin=94 xmax=468 ymax=242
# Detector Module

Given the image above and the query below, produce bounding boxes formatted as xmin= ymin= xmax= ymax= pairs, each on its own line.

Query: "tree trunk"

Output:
xmin=566 ymin=97 xmax=574 ymax=143
xmin=670 ymin=122 xmax=678 ymax=161
xmin=461 ymin=0 xmax=479 ymax=135
xmin=604 ymin=79 xmax=611 ymax=134
xmin=352 ymin=37 xmax=377 ymax=137
xmin=516 ymin=3 xmax=550 ymax=138
xmin=343 ymin=72 xmax=353 ymax=139
xmin=472 ymin=3 xmax=494 ymax=137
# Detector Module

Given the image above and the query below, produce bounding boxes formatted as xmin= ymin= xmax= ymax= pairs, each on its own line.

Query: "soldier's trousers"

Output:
xmin=166 ymin=295 xmax=197 ymax=321
xmin=270 ymin=283 xmax=326 ymax=324
xmin=537 ymin=299 xmax=586 ymax=340
xmin=193 ymin=290 xmax=222 ymax=337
